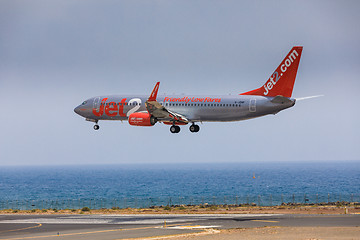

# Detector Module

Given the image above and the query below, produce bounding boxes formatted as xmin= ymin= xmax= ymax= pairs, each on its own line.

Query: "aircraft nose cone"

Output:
xmin=74 ymin=106 xmax=81 ymax=115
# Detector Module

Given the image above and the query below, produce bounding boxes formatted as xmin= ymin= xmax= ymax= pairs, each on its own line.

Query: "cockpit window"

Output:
xmin=82 ymin=101 xmax=87 ymax=105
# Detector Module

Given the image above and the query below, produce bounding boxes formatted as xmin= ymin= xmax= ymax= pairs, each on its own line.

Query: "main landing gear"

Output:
xmin=189 ymin=124 xmax=200 ymax=133
xmin=170 ymin=125 xmax=180 ymax=133
xmin=169 ymin=124 xmax=200 ymax=133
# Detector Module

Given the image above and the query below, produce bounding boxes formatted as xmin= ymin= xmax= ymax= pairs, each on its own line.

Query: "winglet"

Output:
xmin=148 ymin=82 xmax=160 ymax=101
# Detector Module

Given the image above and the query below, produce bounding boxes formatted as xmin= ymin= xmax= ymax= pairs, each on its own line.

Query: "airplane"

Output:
xmin=74 ymin=46 xmax=310 ymax=133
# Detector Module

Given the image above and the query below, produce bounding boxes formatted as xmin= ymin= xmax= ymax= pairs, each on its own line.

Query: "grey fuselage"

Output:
xmin=74 ymin=94 xmax=296 ymax=123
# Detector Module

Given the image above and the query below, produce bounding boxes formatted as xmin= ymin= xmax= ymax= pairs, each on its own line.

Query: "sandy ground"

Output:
xmin=153 ymin=227 xmax=360 ymax=240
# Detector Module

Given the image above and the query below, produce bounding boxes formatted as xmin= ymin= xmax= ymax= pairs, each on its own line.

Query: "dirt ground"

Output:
xmin=152 ymin=227 xmax=360 ymax=240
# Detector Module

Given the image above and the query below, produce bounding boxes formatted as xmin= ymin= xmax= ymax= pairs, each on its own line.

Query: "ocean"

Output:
xmin=0 ymin=162 xmax=359 ymax=209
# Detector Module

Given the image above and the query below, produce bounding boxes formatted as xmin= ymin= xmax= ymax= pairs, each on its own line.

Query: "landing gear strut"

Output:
xmin=170 ymin=125 xmax=180 ymax=133
xmin=86 ymin=118 xmax=100 ymax=130
xmin=189 ymin=124 xmax=200 ymax=133
xmin=93 ymin=120 xmax=99 ymax=130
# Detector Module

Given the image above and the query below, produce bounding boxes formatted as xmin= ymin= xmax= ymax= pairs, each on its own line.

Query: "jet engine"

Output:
xmin=128 ymin=112 xmax=157 ymax=126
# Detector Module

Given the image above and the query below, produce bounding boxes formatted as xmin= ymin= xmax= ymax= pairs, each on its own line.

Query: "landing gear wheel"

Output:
xmin=194 ymin=125 xmax=200 ymax=132
xmin=94 ymin=124 xmax=100 ymax=130
xmin=170 ymin=125 xmax=180 ymax=133
xmin=189 ymin=124 xmax=200 ymax=133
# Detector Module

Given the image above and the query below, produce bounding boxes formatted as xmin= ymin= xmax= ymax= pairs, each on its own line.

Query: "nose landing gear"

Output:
xmin=86 ymin=118 xmax=100 ymax=130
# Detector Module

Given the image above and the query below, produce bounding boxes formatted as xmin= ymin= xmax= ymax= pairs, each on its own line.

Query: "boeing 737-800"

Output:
xmin=74 ymin=46 xmax=303 ymax=133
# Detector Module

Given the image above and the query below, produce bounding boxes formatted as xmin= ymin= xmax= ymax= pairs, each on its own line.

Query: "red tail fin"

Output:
xmin=240 ymin=46 xmax=303 ymax=98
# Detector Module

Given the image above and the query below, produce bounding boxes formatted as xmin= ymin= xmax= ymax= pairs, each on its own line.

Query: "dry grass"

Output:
xmin=1 ymin=204 xmax=359 ymax=215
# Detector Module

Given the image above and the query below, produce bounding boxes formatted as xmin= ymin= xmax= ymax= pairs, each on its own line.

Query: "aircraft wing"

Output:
xmin=145 ymin=82 xmax=189 ymax=124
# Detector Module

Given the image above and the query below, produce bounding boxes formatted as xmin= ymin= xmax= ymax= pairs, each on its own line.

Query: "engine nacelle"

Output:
xmin=128 ymin=112 xmax=157 ymax=126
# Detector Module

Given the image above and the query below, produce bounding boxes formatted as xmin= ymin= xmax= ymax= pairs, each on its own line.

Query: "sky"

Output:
xmin=0 ymin=0 xmax=359 ymax=166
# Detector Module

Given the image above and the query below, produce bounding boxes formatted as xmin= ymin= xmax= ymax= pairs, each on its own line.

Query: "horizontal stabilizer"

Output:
xmin=271 ymin=95 xmax=294 ymax=104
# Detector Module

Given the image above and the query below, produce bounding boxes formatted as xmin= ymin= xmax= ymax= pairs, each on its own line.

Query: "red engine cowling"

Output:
xmin=128 ymin=112 xmax=156 ymax=126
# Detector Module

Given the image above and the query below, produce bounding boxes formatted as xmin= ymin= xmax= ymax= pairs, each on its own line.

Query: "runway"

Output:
xmin=0 ymin=214 xmax=359 ymax=240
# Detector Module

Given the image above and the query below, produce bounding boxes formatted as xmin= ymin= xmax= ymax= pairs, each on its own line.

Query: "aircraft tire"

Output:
xmin=190 ymin=124 xmax=200 ymax=133
xmin=195 ymin=124 xmax=200 ymax=132
xmin=94 ymin=125 xmax=100 ymax=130
xmin=170 ymin=126 xmax=176 ymax=133
xmin=175 ymin=126 xmax=180 ymax=133
xmin=170 ymin=125 xmax=180 ymax=133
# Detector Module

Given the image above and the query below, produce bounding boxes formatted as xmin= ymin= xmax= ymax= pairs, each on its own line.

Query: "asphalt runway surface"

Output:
xmin=0 ymin=214 xmax=359 ymax=240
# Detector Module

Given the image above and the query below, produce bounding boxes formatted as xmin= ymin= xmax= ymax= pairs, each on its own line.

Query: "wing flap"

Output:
xmin=145 ymin=83 xmax=189 ymax=124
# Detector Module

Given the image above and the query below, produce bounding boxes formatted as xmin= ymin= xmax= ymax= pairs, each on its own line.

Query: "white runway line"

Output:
xmin=0 ymin=214 xmax=282 ymax=225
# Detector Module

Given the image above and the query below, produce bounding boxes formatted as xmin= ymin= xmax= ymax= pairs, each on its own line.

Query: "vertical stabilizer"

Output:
xmin=240 ymin=46 xmax=303 ymax=98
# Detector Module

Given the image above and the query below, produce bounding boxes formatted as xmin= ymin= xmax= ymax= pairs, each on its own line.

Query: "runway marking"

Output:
xmin=251 ymin=220 xmax=279 ymax=223
xmin=168 ymin=225 xmax=220 ymax=229
xmin=0 ymin=224 xmax=42 ymax=234
xmin=118 ymin=227 xmax=220 ymax=240
xmin=0 ymin=223 xmax=188 ymax=240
